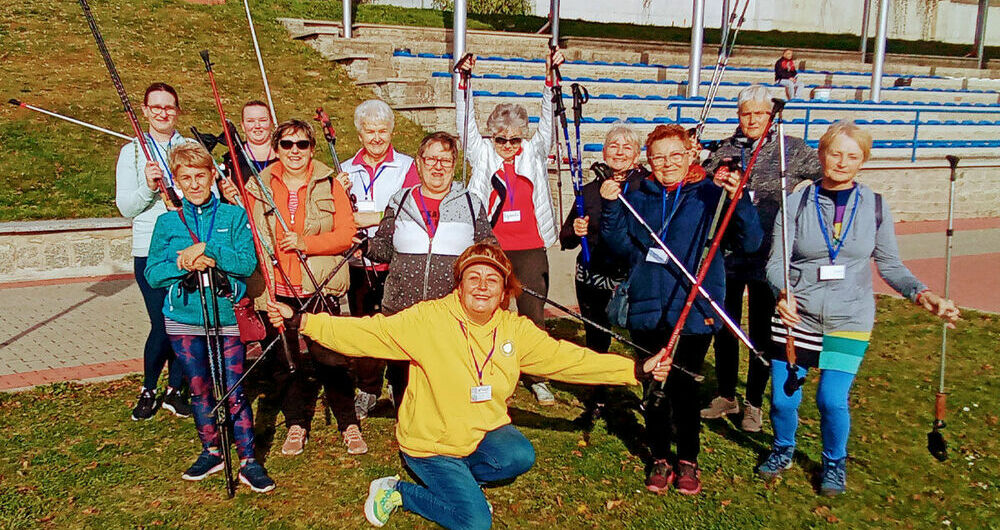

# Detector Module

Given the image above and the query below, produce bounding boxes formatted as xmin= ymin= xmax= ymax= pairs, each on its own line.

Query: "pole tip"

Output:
xmin=945 ymin=155 xmax=960 ymax=170
xmin=200 ymin=50 xmax=212 ymax=70
xmin=8 ymin=98 xmax=21 ymax=107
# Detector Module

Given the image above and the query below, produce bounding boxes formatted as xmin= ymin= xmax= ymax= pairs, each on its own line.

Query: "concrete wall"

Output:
xmin=1 ymin=219 xmax=134 ymax=284
xmin=370 ymin=0 xmax=1000 ymax=46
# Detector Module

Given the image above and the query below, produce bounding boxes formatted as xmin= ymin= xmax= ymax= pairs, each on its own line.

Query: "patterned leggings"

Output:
xmin=169 ymin=334 xmax=255 ymax=460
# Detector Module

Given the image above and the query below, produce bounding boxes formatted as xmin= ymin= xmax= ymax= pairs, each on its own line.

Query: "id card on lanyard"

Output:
xmin=644 ymin=183 xmax=683 ymax=264
xmin=459 ymin=322 xmax=497 ymax=403
xmin=356 ymin=165 xmax=388 ymax=212
xmin=815 ymin=185 xmax=859 ymax=281
xmin=499 ymin=165 xmax=521 ymax=223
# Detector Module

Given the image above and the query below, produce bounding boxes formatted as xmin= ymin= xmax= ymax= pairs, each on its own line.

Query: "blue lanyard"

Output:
xmin=814 ymin=185 xmax=860 ymax=264
xmin=246 ymin=142 xmax=271 ymax=172
xmin=191 ymin=200 xmax=218 ymax=243
xmin=361 ymin=164 xmax=388 ymax=200
xmin=657 ymin=182 xmax=684 ymax=238
xmin=415 ymin=189 xmax=437 ymax=234
xmin=146 ymin=134 xmax=175 ymax=186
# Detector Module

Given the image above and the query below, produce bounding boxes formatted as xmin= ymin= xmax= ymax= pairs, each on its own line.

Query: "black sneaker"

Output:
xmin=239 ymin=461 xmax=276 ymax=493
xmin=162 ymin=388 xmax=192 ymax=418
xmin=131 ymin=389 xmax=159 ymax=421
xmin=182 ymin=450 xmax=224 ymax=481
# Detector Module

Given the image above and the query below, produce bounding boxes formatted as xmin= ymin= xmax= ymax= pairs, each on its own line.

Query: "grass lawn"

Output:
xmin=3 ymin=1 xmax=997 ymax=222
xmin=1 ymin=296 xmax=997 ymax=528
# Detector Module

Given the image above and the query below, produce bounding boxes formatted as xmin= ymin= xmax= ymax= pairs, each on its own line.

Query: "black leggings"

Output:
xmin=507 ymin=248 xmax=549 ymax=387
xmin=348 ymin=266 xmax=391 ymax=396
xmin=134 ymin=257 xmax=182 ymax=390
xmin=632 ymin=330 xmax=712 ymax=463
xmin=712 ymin=277 xmax=773 ymax=407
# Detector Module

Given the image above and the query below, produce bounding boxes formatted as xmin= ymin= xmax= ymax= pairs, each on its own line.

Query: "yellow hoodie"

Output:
xmin=301 ymin=291 xmax=640 ymax=458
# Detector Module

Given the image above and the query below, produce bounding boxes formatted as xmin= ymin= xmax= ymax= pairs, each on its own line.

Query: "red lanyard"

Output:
xmin=458 ymin=321 xmax=497 ymax=385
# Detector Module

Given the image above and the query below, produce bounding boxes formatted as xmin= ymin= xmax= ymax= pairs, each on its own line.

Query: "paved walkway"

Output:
xmin=2 ymin=220 xmax=997 ymax=391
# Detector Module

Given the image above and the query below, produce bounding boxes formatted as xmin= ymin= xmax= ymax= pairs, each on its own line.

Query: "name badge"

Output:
xmin=356 ymin=200 xmax=377 ymax=212
xmin=645 ymin=247 xmax=669 ymax=265
xmin=470 ymin=385 xmax=492 ymax=403
xmin=502 ymin=210 xmax=521 ymax=223
xmin=819 ymin=264 xmax=846 ymax=281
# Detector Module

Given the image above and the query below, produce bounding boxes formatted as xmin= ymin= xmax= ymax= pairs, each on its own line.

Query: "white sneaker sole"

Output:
xmin=182 ymin=462 xmax=224 ymax=481
xmin=239 ymin=473 xmax=275 ymax=493
xmin=281 ymin=437 xmax=308 ymax=456
xmin=161 ymin=402 xmax=190 ymax=418
xmin=364 ymin=487 xmax=385 ymax=527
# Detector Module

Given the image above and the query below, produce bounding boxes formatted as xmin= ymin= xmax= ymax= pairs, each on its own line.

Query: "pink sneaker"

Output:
xmin=675 ymin=460 xmax=702 ymax=495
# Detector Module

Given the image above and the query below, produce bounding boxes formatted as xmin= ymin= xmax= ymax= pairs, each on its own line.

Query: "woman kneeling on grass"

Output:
xmin=267 ymin=242 xmax=671 ymax=528
xmin=760 ymin=121 xmax=959 ymax=496
xmin=145 ymin=142 xmax=275 ymax=493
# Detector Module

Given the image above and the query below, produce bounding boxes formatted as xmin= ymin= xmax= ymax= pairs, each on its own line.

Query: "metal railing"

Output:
xmin=667 ymin=100 xmax=1000 ymax=162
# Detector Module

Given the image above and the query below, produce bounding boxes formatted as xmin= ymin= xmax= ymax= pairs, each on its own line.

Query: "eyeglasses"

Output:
xmin=278 ymin=139 xmax=313 ymax=150
xmin=649 ymin=152 xmax=689 ymax=166
xmin=422 ymin=156 xmax=455 ymax=168
xmin=145 ymin=105 xmax=178 ymax=116
xmin=493 ymin=136 xmax=523 ymax=146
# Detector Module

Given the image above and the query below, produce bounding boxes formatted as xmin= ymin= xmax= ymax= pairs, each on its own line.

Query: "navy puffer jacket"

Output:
xmin=601 ymin=174 xmax=763 ymax=334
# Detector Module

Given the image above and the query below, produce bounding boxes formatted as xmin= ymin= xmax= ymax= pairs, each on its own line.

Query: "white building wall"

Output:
xmin=370 ymin=0 xmax=998 ymax=46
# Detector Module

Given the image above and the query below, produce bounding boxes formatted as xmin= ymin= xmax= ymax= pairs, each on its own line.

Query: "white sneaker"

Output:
xmin=531 ymin=382 xmax=556 ymax=406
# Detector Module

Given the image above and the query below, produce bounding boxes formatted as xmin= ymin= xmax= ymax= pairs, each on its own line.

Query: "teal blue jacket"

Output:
xmin=145 ymin=195 xmax=257 ymax=328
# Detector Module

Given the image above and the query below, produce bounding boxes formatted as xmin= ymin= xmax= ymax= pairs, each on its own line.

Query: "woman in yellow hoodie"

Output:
xmin=267 ymin=242 xmax=670 ymax=529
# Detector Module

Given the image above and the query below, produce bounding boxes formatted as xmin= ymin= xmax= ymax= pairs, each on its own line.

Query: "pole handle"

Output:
xmin=934 ymin=391 xmax=947 ymax=422
xmin=200 ymin=49 xmax=212 ymax=71
xmin=946 ymin=154 xmax=960 ymax=172
xmin=8 ymin=98 xmax=22 ymax=107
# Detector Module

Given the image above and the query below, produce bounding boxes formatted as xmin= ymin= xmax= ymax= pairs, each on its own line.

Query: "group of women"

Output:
xmin=115 ymin=46 xmax=959 ymax=526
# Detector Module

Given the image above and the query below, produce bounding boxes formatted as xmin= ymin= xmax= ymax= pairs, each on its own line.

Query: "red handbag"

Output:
xmin=233 ymin=296 xmax=267 ymax=343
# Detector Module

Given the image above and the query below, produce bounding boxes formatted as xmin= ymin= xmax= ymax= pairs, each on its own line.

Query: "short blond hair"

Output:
xmin=168 ymin=142 xmax=214 ymax=175
xmin=818 ymin=121 xmax=873 ymax=162
xmin=604 ymin=125 xmax=641 ymax=151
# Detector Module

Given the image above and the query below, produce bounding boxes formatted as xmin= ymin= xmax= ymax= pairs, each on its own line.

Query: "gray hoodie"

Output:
xmin=368 ymin=182 xmax=497 ymax=315
xmin=766 ymin=182 xmax=925 ymax=334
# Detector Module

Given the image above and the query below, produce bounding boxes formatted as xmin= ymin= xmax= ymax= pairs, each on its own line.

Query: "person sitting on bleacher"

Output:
xmin=700 ymin=84 xmax=821 ymax=433
xmin=455 ymin=47 xmax=564 ymax=406
xmin=775 ymin=49 xmax=806 ymax=100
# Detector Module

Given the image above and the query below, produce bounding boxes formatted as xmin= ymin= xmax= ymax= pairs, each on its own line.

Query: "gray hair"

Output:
xmin=737 ymin=84 xmax=775 ymax=110
xmin=486 ymin=103 xmax=529 ymax=136
xmin=354 ymin=99 xmax=395 ymax=131
xmin=604 ymin=125 xmax=641 ymax=150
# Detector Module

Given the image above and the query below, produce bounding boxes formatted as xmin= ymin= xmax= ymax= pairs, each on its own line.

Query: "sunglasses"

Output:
xmin=493 ymin=136 xmax=523 ymax=146
xmin=278 ymin=139 xmax=312 ymax=150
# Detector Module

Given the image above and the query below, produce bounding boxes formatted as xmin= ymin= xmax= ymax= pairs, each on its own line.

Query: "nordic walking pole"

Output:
xmin=519 ymin=286 xmax=705 ymax=382
xmin=551 ymin=52 xmax=591 ymax=265
xmin=570 ymin=82 xmax=592 ymax=266
xmin=313 ymin=108 xmax=343 ymax=171
xmin=643 ymin=100 xmax=782 ymax=409
xmin=453 ymin=53 xmax=474 ymax=184
xmin=77 ymin=0 xmax=181 ymax=210
xmin=201 ymin=49 xmax=296 ymax=374
xmin=695 ymin=0 xmax=750 ymax=140
xmin=210 ymin=237 xmax=364 ymax=414
xmin=615 ymin=193 xmax=759 ymax=356
xmin=9 ymin=99 xmax=131 ymax=141
xmin=242 ymin=0 xmax=277 ymax=123
xmin=774 ymin=101 xmax=806 ymax=397
xmin=194 ymin=270 xmax=237 ymax=497
xmin=928 ymin=154 xmax=959 ymax=462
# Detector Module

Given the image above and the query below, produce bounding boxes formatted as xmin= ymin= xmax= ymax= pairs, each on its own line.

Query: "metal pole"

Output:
xmin=550 ymin=0 xmax=560 ymax=48
xmin=688 ymin=0 xmax=705 ymax=98
xmin=243 ymin=0 xmax=277 ymax=124
xmin=452 ymin=0 xmax=467 ymax=103
xmin=870 ymin=0 xmax=890 ymax=103
xmin=342 ymin=0 xmax=352 ymax=39
xmin=860 ymin=0 xmax=872 ymax=57
xmin=974 ymin=0 xmax=989 ymax=69
xmin=721 ymin=0 xmax=730 ymax=41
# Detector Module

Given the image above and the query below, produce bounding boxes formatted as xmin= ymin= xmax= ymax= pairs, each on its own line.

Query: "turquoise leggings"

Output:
xmin=769 ymin=360 xmax=856 ymax=460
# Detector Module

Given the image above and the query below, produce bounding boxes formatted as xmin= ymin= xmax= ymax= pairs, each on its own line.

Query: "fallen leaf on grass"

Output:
xmin=556 ymin=495 xmax=563 ymax=507
xmin=721 ymin=499 xmax=732 ymax=507
xmin=605 ymin=499 xmax=623 ymax=510
xmin=85 ymin=462 xmax=98 ymax=470
xmin=572 ymin=450 xmax=583 ymax=457
xmin=577 ymin=503 xmax=590 ymax=514
xmin=82 ymin=507 xmax=99 ymax=515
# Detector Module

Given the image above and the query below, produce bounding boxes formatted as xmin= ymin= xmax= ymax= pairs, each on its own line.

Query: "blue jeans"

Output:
xmin=769 ymin=360 xmax=856 ymax=460
xmin=134 ymin=257 xmax=182 ymax=390
xmin=398 ymin=424 xmax=536 ymax=530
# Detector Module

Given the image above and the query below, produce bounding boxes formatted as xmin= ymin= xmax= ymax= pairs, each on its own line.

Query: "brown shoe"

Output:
xmin=741 ymin=402 xmax=763 ymax=432
xmin=281 ymin=425 xmax=308 ymax=456
xmin=343 ymin=424 xmax=368 ymax=455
